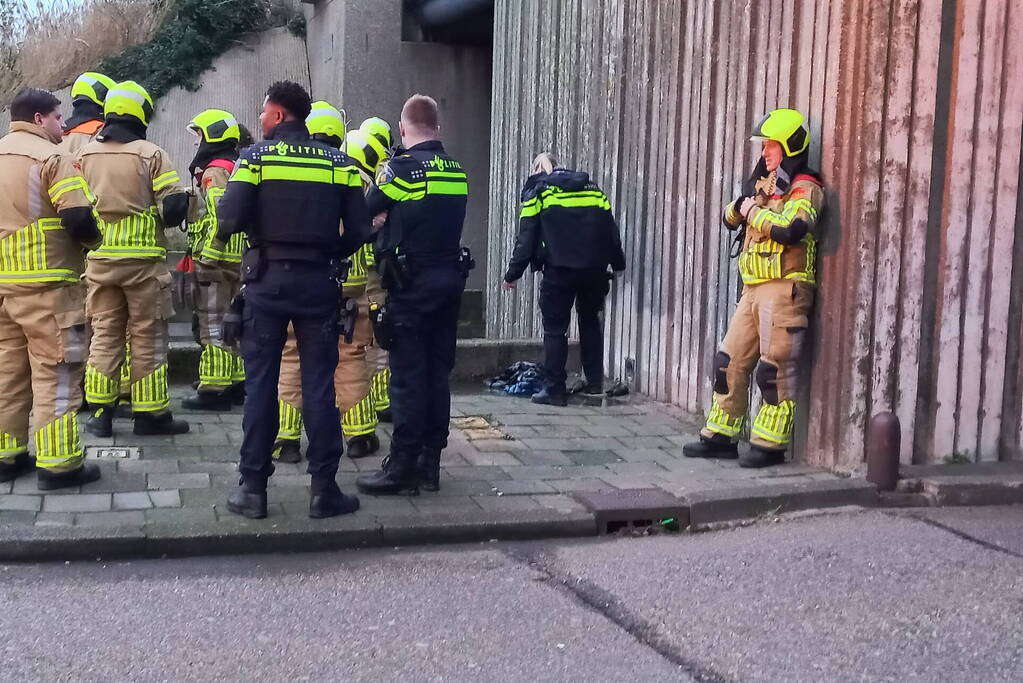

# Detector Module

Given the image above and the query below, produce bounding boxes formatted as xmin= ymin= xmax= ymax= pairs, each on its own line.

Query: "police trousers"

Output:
xmin=238 ymin=260 xmax=341 ymax=488
xmin=702 ymin=280 xmax=814 ymax=450
xmin=0 ymin=285 xmax=88 ymax=472
xmin=539 ymin=266 xmax=610 ymax=393
xmin=387 ymin=266 xmax=465 ymax=456
xmin=84 ymin=259 xmax=174 ymax=414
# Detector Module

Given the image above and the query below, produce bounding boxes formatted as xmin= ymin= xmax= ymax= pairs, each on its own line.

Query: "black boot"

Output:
xmin=682 ymin=434 xmax=739 ymax=459
xmin=376 ymin=407 xmax=392 ymax=423
xmin=114 ymin=397 xmax=133 ymax=419
xmin=356 ymin=450 xmax=419 ymax=496
xmin=0 ymin=453 xmax=34 ymax=483
xmin=272 ymin=440 xmax=302 ymax=464
xmin=85 ymin=406 xmax=114 ymax=438
xmin=227 ymin=481 xmax=268 ymax=519
xmin=739 ymin=446 xmax=786 ymax=468
xmin=229 ymin=382 xmax=246 ymax=406
xmin=531 ymin=387 xmax=568 ymax=407
xmin=580 ymin=382 xmax=605 ymax=397
xmin=417 ymin=447 xmax=441 ymax=492
xmin=37 ymin=463 xmax=101 ymax=491
xmin=347 ymin=433 xmax=380 ymax=459
xmin=133 ymin=412 xmax=190 ymax=436
xmin=309 ymin=480 xmax=361 ymax=519
xmin=181 ymin=390 xmax=232 ymax=412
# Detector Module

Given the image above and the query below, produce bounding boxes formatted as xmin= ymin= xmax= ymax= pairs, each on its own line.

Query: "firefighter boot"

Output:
xmin=376 ymin=407 xmax=392 ymax=423
xmin=739 ymin=445 xmax=786 ymax=469
xmin=309 ymin=479 xmax=361 ymax=519
xmin=181 ymin=390 xmax=233 ymax=412
xmin=347 ymin=433 xmax=380 ymax=459
xmin=356 ymin=450 xmax=420 ymax=496
xmin=227 ymin=480 xmax=268 ymax=519
xmin=134 ymin=412 xmax=190 ymax=436
xmin=682 ymin=432 xmax=739 ymax=459
xmin=417 ymin=447 xmax=442 ymax=492
xmin=37 ymin=463 xmax=102 ymax=491
xmin=85 ymin=406 xmax=114 ymax=438
xmin=273 ymin=440 xmax=302 ymax=464
xmin=0 ymin=453 xmax=34 ymax=483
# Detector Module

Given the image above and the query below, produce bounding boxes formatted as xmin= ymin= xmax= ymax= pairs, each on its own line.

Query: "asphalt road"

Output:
xmin=1 ymin=507 xmax=1021 ymax=682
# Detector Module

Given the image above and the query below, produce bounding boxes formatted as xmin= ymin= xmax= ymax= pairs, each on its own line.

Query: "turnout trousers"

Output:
xmin=84 ymin=259 xmax=174 ymax=415
xmin=275 ymin=283 xmax=377 ymax=445
xmin=0 ymin=284 xmax=88 ymax=472
xmin=701 ymin=280 xmax=814 ymax=450
xmin=539 ymin=266 xmax=610 ymax=393
xmin=192 ymin=262 xmax=244 ymax=392
xmin=239 ymin=260 xmax=342 ymax=488
xmin=387 ymin=266 xmax=465 ymax=457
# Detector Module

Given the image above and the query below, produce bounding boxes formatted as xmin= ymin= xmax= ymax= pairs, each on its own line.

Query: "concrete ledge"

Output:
xmin=683 ymin=479 xmax=879 ymax=527
xmin=169 ymin=338 xmax=578 ymax=384
xmin=0 ymin=509 xmax=596 ymax=563
xmin=919 ymin=476 xmax=1023 ymax=506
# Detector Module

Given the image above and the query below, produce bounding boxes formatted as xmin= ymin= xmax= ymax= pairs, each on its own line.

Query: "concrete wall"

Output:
xmin=305 ymin=0 xmax=493 ymax=290
xmin=488 ymin=0 xmax=1023 ymax=468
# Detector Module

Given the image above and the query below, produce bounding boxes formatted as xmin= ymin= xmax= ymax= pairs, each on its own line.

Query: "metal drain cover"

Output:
xmin=573 ymin=488 xmax=689 ymax=533
xmin=85 ymin=446 xmax=141 ymax=460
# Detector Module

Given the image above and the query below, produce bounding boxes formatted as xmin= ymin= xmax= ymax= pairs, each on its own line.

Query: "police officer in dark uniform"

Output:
xmin=200 ymin=81 xmax=371 ymax=519
xmin=503 ymin=153 xmax=626 ymax=407
xmin=356 ymin=94 xmax=469 ymax=496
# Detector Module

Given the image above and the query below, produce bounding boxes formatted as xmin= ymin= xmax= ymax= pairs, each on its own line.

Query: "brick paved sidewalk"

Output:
xmin=0 ymin=386 xmax=864 ymax=559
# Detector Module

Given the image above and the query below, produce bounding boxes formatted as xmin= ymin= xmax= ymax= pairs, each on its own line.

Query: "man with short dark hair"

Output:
xmin=0 ymin=88 xmax=104 ymax=489
xmin=201 ymin=81 xmax=371 ymax=519
xmin=356 ymin=94 xmax=470 ymax=496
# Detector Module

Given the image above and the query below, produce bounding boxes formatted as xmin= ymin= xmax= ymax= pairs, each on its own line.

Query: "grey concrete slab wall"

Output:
xmin=305 ymin=0 xmax=493 ymax=291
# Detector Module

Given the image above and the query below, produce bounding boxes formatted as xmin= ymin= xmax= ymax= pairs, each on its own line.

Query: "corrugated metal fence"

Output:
xmin=486 ymin=0 xmax=1023 ymax=468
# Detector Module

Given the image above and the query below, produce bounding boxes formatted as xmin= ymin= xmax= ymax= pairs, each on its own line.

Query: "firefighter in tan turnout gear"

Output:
xmin=0 ymin=88 xmax=104 ymax=490
xmin=683 ymin=109 xmax=825 ymax=468
xmin=60 ymin=72 xmax=116 ymax=155
xmin=80 ymin=81 xmax=191 ymax=438
xmin=180 ymin=108 xmax=246 ymax=411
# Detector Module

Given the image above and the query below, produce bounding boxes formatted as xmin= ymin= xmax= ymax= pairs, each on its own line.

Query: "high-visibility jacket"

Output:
xmin=59 ymin=119 xmax=103 ymax=156
xmin=77 ymin=138 xmax=187 ymax=261
xmin=0 ymin=122 xmax=100 ymax=295
xmin=724 ymin=172 xmax=825 ymax=286
xmin=187 ymin=159 xmax=245 ymax=264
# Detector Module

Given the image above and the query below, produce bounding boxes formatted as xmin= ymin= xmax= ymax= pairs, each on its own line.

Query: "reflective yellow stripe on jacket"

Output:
xmin=94 ymin=207 xmax=165 ymax=260
xmin=0 ymin=218 xmax=78 ymax=284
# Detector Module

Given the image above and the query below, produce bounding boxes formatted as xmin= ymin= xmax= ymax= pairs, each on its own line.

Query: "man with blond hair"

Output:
xmin=356 ymin=94 xmax=471 ymax=496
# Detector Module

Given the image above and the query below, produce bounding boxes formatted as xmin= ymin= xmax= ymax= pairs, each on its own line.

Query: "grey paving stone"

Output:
xmin=598 ymin=474 xmax=667 ymax=490
xmin=471 ymin=439 xmax=528 ymax=452
xmin=117 ymin=459 xmax=181 ymax=474
xmin=148 ymin=473 xmax=210 ymax=490
xmin=488 ymin=479 xmax=557 ymax=495
xmin=546 ymin=478 xmax=614 ymax=493
xmin=504 ymin=465 xmax=610 ymax=480
xmin=179 ymin=461 xmax=238 ymax=474
xmin=606 ymin=461 xmax=668 ymax=475
xmin=459 ymin=451 xmax=522 ymax=467
xmin=0 ymin=494 xmax=42 ymax=512
xmin=409 ymin=495 xmax=483 ymax=511
xmin=43 ymin=494 xmax=111 ymax=513
xmin=499 ymin=425 xmax=537 ymax=438
xmin=173 ymin=430 xmax=234 ymax=446
xmin=0 ymin=509 xmax=36 ymax=525
xmin=616 ymin=435 xmax=674 ymax=449
xmin=113 ymin=492 xmax=153 ymax=510
xmin=178 ymin=488 xmax=223 ymax=508
xmin=514 ymin=450 xmax=573 ymax=466
xmin=612 ymin=447 xmax=676 ymax=463
xmin=80 ymin=470 xmax=147 ymax=494
xmin=34 ymin=512 xmax=74 ymax=527
xmin=472 ymin=495 xmax=542 ymax=512
xmin=355 ymin=496 xmax=418 ymax=517
xmin=144 ymin=507 xmax=217 ymax=524
xmin=442 ymin=466 xmax=510 ymax=481
xmin=564 ymin=450 xmax=622 ymax=466
xmin=519 ymin=437 xmax=622 ymax=451
xmin=268 ymin=474 xmax=311 ymax=488
xmin=579 ymin=423 xmax=638 ymax=437
xmin=266 ymin=486 xmax=311 ymax=503
xmin=625 ymin=422 xmax=687 ymax=437
xmin=0 ymin=481 xmax=11 ymax=495
xmin=75 ymin=511 xmax=145 ymax=528
xmin=531 ymin=493 xmax=588 ymax=513
xmin=432 ymin=480 xmax=499 ymax=496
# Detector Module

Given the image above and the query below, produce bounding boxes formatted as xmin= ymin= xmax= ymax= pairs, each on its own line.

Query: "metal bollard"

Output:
xmin=866 ymin=412 xmax=901 ymax=491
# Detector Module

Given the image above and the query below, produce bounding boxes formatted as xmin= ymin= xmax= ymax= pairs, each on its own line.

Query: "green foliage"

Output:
xmin=943 ymin=450 xmax=973 ymax=465
xmin=98 ymin=0 xmax=292 ymax=101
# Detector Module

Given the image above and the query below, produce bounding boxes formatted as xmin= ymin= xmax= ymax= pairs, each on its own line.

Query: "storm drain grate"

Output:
xmin=86 ymin=446 xmax=141 ymax=461
xmin=573 ymin=488 xmax=689 ymax=534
